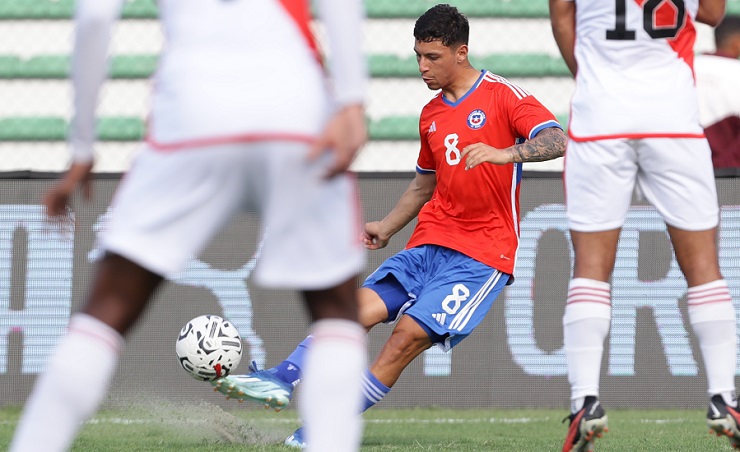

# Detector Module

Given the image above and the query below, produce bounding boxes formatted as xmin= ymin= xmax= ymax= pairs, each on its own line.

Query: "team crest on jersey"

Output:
xmin=467 ymin=109 xmax=486 ymax=129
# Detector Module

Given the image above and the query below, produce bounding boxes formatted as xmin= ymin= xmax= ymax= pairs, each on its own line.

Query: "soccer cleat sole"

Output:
xmin=211 ymin=378 xmax=290 ymax=411
xmin=284 ymin=437 xmax=307 ymax=449
xmin=568 ymin=416 xmax=609 ymax=452
xmin=708 ymin=416 xmax=740 ymax=449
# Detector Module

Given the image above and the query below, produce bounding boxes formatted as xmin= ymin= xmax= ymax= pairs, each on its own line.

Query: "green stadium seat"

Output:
xmin=0 ymin=55 xmax=158 ymax=79
xmin=470 ymin=54 xmax=571 ymax=78
xmin=97 ymin=117 xmax=146 ymax=141
xmin=0 ymin=0 xmax=157 ymax=20
xmin=0 ymin=117 xmax=144 ymax=142
xmin=369 ymin=116 xmax=421 ymax=141
xmin=366 ymin=0 xmax=549 ymax=18
xmin=0 ymin=115 xmax=569 ymax=142
xmin=0 ymin=53 xmax=569 ymax=79
xmin=0 ymin=117 xmax=66 ymax=141
xmin=109 ymin=55 xmax=159 ymax=79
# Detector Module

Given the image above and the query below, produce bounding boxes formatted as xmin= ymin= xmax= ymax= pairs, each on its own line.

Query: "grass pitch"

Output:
xmin=0 ymin=401 xmax=735 ymax=451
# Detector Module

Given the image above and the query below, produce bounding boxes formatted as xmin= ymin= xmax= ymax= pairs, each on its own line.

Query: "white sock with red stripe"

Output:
xmin=299 ymin=319 xmax=366 ymax=452
xmin=10 ymin=313 xmax=124 ymax=452
xmin=687 ymin=279 xmax=737 ymax=403
xmin=563 ymin=278 xmax=612 ymax=413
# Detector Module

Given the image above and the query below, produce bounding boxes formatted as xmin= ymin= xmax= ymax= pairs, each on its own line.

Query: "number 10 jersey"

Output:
xmin=567 ymin=0 xmax=704 ymax=141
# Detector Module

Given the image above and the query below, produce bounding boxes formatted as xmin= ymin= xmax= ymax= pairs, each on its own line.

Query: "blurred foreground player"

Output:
xmin=10 ymin=0 xmax=368 ymax=451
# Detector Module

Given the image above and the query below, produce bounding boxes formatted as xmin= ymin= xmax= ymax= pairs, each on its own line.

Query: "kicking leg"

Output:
xmin=213 ymin=285 xmax=389 ymax=408
xmin=286 ymin=287 xmax=424 ymax=450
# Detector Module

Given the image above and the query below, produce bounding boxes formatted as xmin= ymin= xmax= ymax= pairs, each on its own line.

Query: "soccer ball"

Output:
xmin=175 ymin=314 xmax=243 ymax=381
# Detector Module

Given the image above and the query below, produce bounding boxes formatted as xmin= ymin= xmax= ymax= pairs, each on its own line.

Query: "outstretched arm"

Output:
xmin=44 ymin=0 xmax=124 ymax=217
xmin=549 ymin=0 xmax=577 ymax=77
xmin=461 ymin=127 xmax=567 ymax=170
xmin=309 ymin=0 xmax=368 ymax=178
xmin=362 ymin=172 xmax=437 ymax=250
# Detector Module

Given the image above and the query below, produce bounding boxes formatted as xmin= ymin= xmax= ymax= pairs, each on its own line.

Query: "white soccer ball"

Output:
xmin=175 ymin=314 xmax=243 ymax=381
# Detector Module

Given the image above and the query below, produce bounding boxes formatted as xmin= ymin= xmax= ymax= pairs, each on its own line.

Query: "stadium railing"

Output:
xmin=0 ymin=0 xmax=554 ymax=19
xmin=3 ymin=0 xmax=738 ymax=19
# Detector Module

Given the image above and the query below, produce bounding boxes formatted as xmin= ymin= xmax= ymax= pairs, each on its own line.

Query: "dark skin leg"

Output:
xmin=571 ymin=229 xmax=621 ymax=282
xmin=667 ymin=225 xmax=722 ymax=286
xmin=305 ymin=282 xmax=433 ymax=388
xmin=571 ymin=226 xmax=723 ymax=286
xmin=302 ymin=276 xmax=361 ymax=323
xmin=87 ymin=258 xmax=367 ymax=335
xmin=81 ymin=252 xmax=164 ymax=336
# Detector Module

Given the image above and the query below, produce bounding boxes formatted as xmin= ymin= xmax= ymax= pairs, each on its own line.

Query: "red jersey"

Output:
xmin=406 ymin=70 xmax=560 ymax=274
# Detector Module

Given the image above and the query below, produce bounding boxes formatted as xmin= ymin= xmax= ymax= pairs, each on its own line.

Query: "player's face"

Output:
xmin=414 ymin=39 xmax=460 ymax=90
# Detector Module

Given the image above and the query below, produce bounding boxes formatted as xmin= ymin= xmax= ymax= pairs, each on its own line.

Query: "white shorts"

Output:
xmin=565 ymin=138 xmax=719 ymax=232
xmin=99 ymin=141 xmax=366 ymax=289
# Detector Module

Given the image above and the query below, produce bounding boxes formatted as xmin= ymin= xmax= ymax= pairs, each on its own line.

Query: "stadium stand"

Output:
xmin=0 ymin=0 xmax=733 ymax=172
xmin=0 ymin=0 xmax=553 ymax=19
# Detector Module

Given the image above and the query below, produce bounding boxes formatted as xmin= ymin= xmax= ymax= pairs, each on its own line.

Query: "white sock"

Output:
xmin=687 ymin=280 xmax=737 ymax=398
xmin=300 ymin=319 xmax=366 ymax=452
xmin=563 ymin=278 xmax=611 ymax=412
xmin=10 ymin=314 xmax=123 ymax=452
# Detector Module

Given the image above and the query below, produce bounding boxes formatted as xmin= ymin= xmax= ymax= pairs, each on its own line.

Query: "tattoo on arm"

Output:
xmin=509 ymin=127 xmax=566 ymax=163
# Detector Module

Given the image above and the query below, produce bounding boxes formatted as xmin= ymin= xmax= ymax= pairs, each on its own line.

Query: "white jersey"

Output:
xmin=69 ymin=0 xmax=366 ymax=159
xmin=568 ymin=0 xmax=704 ymax=141
xmin=150 ymin=0 xmax=323 ymax=147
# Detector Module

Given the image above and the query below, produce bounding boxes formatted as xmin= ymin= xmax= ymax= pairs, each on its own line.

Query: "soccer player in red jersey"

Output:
xmin=212 ymin=4 xmax=566 ymax=449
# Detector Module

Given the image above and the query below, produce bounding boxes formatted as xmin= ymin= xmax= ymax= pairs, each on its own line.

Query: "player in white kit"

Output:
xmin=550 ymin=0 xmax=738 ymax=450
xmin=10 ymin=1 xmax=368 ymax=451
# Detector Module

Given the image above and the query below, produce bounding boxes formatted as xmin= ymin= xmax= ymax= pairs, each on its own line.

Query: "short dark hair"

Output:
xmin=413 ymin=4 xmax=469 ymax=47
xmin=715 ymin=14 xmax=740 ymax=49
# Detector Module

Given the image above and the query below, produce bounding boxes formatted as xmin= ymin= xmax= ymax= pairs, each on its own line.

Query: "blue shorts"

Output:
xmin=363 ymin=244 xmax=510 ymax=351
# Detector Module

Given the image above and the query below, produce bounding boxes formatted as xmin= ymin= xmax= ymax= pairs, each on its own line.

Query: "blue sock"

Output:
xmin=296 ymin=369 xmax=390 ymax=436
xmin=272 ymin=335 xmax=312 ymax=386
xmin=361 ymin=369 xmax=391 ymax=412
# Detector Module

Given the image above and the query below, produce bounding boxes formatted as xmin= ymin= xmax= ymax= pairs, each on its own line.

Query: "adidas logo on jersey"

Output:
xmin=428 ymin=121 xmax=436 ymax=134
xmin=432 ymin=312 xmax=446 ymax=325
